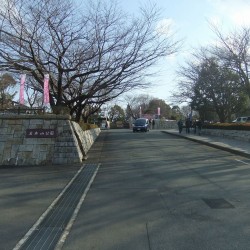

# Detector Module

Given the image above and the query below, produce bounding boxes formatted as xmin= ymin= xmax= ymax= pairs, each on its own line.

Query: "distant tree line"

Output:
xmin=124 ymin=94 xmax=180 ymax=120
xmin=173 ymin=25 xmax=250 ymax=123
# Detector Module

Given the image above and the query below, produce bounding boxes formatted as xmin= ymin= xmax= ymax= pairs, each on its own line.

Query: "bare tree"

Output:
xmin=0 ymin=73 xmax=16 ymax=108
xmin=25 ymin=85 xmax=43 ymax=108
xmin=0 ymin=0 xmax=180 ymax=121
xmin=210 ymin=25 xmax=250 ymax=95
xmin=125 ymin=94 xmax=153 ymax=119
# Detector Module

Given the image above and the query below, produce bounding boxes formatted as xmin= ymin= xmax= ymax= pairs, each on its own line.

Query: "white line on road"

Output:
xmin=235 ymin=159 xmax=249 ymax=165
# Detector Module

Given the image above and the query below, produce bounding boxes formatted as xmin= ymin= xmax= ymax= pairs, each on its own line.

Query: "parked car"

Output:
xmin=232 ymin=117 xmax=248 ymax=123
xmin=133 ymin=118 xmax=149 ymax=132
xmin=100 ymin=120 xmax=110 ymax=129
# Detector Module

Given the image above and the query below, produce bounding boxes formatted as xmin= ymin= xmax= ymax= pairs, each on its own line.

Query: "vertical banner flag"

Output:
xmin=19 ymin=74 xmax=26 ymax=105
xmin=43 ymin=74 xmax=50 ymax=105
xmin=157 ymin=107 xmax=160 ymax=116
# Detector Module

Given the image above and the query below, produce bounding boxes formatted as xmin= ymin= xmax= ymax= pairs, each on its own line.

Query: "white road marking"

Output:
xmin=235 ymin=159 xmax=249 ymax=165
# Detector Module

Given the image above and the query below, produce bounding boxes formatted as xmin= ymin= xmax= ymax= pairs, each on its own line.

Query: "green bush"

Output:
xmin=203 ymin=122 xmax=250 ymax=131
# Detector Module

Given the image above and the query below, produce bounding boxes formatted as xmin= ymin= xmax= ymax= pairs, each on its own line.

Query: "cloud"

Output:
xmin=207 ymin=0 xmax=250 ymax=26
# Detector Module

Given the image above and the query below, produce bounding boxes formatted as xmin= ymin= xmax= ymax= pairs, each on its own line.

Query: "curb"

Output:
xmin=162 ymin=130 xmax=250 ymax=159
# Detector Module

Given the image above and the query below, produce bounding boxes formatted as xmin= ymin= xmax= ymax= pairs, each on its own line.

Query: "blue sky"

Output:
xmin=117 ymin=0 xmax=250 ymax=105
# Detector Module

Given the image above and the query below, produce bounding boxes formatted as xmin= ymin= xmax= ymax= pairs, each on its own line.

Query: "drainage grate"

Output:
xmin=16 ymin=163 xmax=99 ymax=250
xmin=202 ymin=198 xmax=234 ymax=209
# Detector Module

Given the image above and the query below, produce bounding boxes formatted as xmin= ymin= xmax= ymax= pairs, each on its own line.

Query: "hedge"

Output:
xmin=202 ymin=122 xmax=250 ymax=131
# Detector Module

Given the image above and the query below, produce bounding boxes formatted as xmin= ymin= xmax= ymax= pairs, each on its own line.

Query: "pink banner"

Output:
xmin=43 ymin=74 xmax=50 ymax=105
xmin=157 ymin=107 xmax=160 ymax=115
xmin=19 ymin=74 xmax=26 ymax=105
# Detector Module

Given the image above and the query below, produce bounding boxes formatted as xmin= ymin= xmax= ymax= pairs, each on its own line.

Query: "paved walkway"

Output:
xmin=162 ymin=129 xmax=250 ymax=158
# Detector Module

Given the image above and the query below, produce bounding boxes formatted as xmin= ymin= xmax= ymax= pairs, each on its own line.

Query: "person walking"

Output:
xmin=196 ymin=120 xmax=202 ymax=135
xmin=177 ymin=119 xmax=183 ymax=134
xmin=149 ymin=119 xmax=152 ymax=129
xmin=152 ymin=119 xmax=155 ymax=129
xmin=185 ymin=118 xmax=191 ymax=134
xmin=193 ymin=120 xmax=197 ymax=134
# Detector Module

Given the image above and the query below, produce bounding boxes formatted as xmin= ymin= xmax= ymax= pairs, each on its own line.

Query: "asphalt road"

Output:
xmin=2 ymin=129 xmax=250 ymax=250
xmin=63 ymin=129 xmax=250 ymax=250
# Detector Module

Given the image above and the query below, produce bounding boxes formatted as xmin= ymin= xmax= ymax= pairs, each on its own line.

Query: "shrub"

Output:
xmin=203 ymin=122 xmax=250 ymax=131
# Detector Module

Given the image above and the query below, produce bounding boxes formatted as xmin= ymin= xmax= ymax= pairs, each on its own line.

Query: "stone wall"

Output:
xmin=0 ymin=114 xmax=100 ymax=166
xmin=156 ymin=120 xmax=178 ymax=129
xmin=202 ymin=128 xmax=250 ymax=142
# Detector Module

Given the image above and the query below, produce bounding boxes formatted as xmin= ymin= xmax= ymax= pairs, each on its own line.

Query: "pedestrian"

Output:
xmin=149 ymin=119 xmax=152 ymax=129
xmin=196 ymin=120 xmax=202 ymax=135
xmin=193 ymin=120 xmax=197 ymax=134
xmin=177 ymin=119 xmax=183 ymax=134
xmin=185 ymin=118 xmax=191 ymax=134
xmin=152 ymin=119 xmax=155 ymax=129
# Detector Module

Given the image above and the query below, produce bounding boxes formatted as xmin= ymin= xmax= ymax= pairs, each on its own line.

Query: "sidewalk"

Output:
xmin=162 ymin=129 xmax=250 ymax=159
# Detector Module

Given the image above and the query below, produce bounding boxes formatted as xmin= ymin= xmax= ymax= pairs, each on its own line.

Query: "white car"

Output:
xmin=232 ymin=117 xmax=248 ymax=123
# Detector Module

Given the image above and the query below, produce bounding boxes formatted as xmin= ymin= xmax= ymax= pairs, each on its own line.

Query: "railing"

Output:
xmin=0 ymin=107 xmax=45 ymax=115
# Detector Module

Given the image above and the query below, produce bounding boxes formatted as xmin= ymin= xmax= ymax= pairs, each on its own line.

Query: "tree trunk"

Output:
xmin=75 ymin=108 xmax=82 ymax=123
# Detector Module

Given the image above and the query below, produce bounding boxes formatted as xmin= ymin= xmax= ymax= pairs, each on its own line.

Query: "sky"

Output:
xmin=117 ymin=0 xmax=250 ymax=106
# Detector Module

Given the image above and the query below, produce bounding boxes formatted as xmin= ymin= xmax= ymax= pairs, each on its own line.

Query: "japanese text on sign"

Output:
xmin=26 ymin=129 xmax=57 ymax=138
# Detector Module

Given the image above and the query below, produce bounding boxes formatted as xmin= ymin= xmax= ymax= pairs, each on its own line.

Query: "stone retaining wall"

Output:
xmin=202 ymin=128 xmax=250 ymax=142
xmin=0 ymin=114 xmax=100 ymax=166
xmin=155 ymin=120 xmax=178 ymax=129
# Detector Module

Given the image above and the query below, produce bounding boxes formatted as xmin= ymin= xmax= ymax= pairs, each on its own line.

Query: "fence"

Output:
xmin=0 ymin=107 xmax=45 ymax=115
